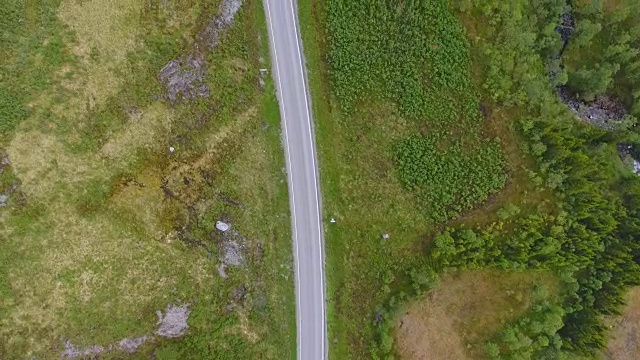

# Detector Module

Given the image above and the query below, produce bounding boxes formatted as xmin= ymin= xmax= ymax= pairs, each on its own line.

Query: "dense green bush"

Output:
xmin=429 ymin=116 xmax=640 ymax=357
xmin=326 ymin=0 xmax=478 ymax=125
xmin=326 ymin=0 xmax=507 ymax=222
xmin=395 ymin=133 xmax=505 ymax=221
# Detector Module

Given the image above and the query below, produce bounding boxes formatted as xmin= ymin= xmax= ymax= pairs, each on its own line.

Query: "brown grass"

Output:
xmin=604 ymin=287 xmax=640 ymax=360
xmin=394 ymin=270 xmax=558 ymax=360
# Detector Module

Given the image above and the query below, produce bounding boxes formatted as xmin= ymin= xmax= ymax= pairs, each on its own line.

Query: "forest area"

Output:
xmin=302 ymin=0 xmax=640 ymax=359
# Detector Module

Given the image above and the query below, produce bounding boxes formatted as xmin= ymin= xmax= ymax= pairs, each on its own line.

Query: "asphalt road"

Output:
xmin=263 ymin=1 xmax=327 ymax=359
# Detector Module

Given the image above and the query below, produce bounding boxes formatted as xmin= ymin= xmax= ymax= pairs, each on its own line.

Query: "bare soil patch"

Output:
xmin=605 ymin=287 xmax=640 ymax=360
xmin=395 ymin=270 xmax=558 ymax=360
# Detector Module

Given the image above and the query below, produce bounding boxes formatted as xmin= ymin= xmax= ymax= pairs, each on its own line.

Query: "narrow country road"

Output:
xmin=263 ymin=1 xmax=327 ymax=359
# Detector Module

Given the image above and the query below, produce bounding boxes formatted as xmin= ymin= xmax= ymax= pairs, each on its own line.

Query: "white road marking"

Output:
xmin=286 ymin=0 xmax=327 ymax=358
xmin=265 ymin=0 xmax=327 ymax=358
xmin=265 ymin=2 xmax=304 ymax=360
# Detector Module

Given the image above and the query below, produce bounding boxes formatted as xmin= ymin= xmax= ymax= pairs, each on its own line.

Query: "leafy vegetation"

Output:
xmin=326 ymin=0 xmax=477 ymax=123
xmin=326 ymin=0 xmax=506 ymax=222
xmin=395 ymin=133 xmax=505 ymax=221
xmin=414 ymin=1 xmax=640 ymax=359
xmin=563 ymin=0 xmax=640 ymax=113
xmin=299 ymin=0 xmax=508 ymax=358
xmin=303 ymin=0 xmax=640 ymax=359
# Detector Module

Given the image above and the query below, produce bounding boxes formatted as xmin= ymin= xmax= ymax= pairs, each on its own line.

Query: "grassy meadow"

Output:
xmin=0 ymin=0 xmax=295 ymax=358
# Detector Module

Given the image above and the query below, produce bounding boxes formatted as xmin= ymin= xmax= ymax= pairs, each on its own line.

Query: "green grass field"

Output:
xmin=296 ymin=0 xmax=523 ymax=358
xmin=297 ymin=0 xmax=640 ymax=359
xmin=0 ymin=0 xmax=294 ymax=358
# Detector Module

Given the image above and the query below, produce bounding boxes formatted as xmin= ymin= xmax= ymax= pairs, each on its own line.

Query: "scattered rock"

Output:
xmin=216 ymin=221 xmax=230 ymax=232
xmin=550 ymin=9 xmax=630 ymax=130
xmin=160 ymin=56 xmax=208 ymax=102
xmin=156 ymin=303 xmax=191 ymax=338
xmin=160 ymin=0 xmax=244 ymax=103
xmin=169 ymin=146 xmax=175 ymax=153
xmin=60 ymin=334 xmax=153 ymax=357
xmin=374 ymin=310 xmax=384 ymax=325
xmin=118 ymin=336 xmax=152 ymax=353
xmin=330 ymin=218 xmax=336 ymax=223
xmin=555 ymin=11 xmax=575 ymax=54
xmin=200 ymin=0 xmax=244 ymax=47
xmin=221 ymin=239 xmax=245 ymax=266
xmin=61 ymin=341 xmax=105 ymax=358
xmin=382 ymin=233 xmax=390 ymax=240
xmin=617 ymin=143 xmax=640 ymax=175
xmin=0 ymin=194 xmax=7 ymax=207
xmin=558 ymin=87 xmax=629 ymax=130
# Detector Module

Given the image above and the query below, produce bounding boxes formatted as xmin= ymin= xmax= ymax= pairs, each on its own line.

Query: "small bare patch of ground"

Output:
xmin=558 ymin=87 xmax=630 ymax=131
xmin=604 ymin=287 xmax=640 ymax=360
xmin=395 ymin=270 xmax=558 ymax=360
xmin=156 ymin=303 xmax=190 ymax=338
xmin=59 ymin=302 xmax=188 ymax=358
xmin=160 ymin=0 xmax=244 ymax=102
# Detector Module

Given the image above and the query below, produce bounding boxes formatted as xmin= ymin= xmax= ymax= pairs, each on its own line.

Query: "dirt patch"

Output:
xmin=605 ymin=287 xmax=640 ymax=360
xmin=160 ymin=0 xmax=244 ymax=102
xmin=396 ymin=299 xmax=470 ymax=360
xmin=558 ymin=87 xmax=629 ymax=130
xmin=215 ymin=228 xmax=249 ymax=268
xmin=60 ymin=302 xmax=188 ymax=358
xmin=395 ymin=270 xmax=558 ymax=360
xmin=61 ymin=336 xmax=153 ymax=358
xmin=156 ymin=303 xmax=191 ymax=338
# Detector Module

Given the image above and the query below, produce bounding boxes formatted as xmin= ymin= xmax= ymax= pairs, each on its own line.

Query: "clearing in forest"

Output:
xmin=395 ymin=270 xmax=559 ymax=360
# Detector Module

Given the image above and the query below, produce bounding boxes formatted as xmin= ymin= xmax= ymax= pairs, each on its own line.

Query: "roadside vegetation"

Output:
xmin=300 ymin=0 xmax=640 ymax=359
xmin=0 ymin=0 xmax=294 ymax=358
xmin=299 ymin=0 xmax=507 ymax=358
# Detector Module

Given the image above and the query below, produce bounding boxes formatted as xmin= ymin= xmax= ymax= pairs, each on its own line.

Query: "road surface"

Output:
xmin=263 ymin=1 xmax=327 ymax=359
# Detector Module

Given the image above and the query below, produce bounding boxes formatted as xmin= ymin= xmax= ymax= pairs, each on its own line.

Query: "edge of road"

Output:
xmin=263 ymin=0 xmax=328 ymax=358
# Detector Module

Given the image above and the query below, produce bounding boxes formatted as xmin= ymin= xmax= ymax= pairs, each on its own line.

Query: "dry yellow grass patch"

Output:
xmin=2 ymin=205 xmax=215 ymax=352
xmin=605 ymin=287 xmax=640 ymax=360
xmin=395 ymin=270 xmax=558 ymax=360
xmin=30 ymin=0 xmax=143 ymax=123
xmin=2 ymin=101 xmax=261 ymax=352
xmin=227 ymin=57 xmax=251 ymax=82
xmin=7 ymin=130 xmax=107 ymax=199
xmin=236 ymin=310 xmax=261 ymax=343
xmin=101 ymin=102 xmax=176 ymax=163
xmin=58 ymin=0 xmax=142 ymax=63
